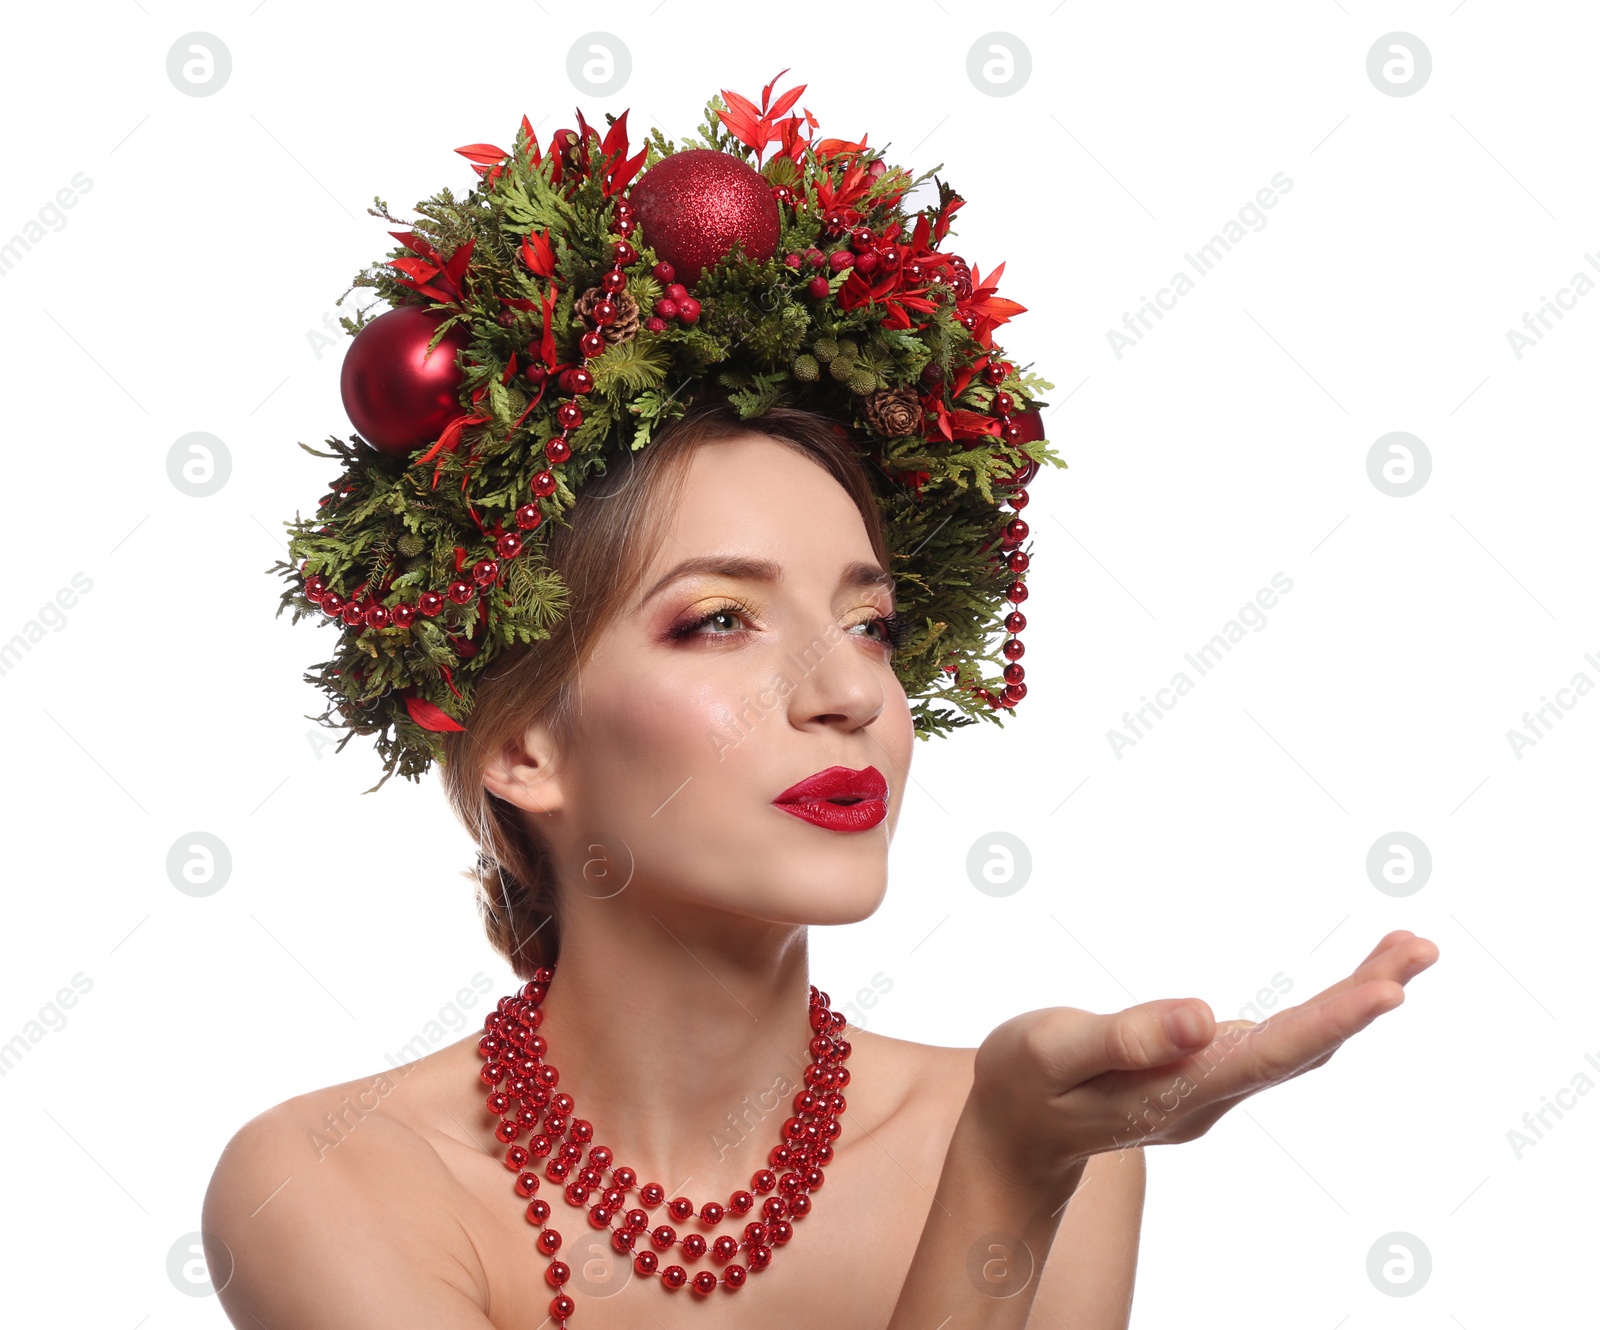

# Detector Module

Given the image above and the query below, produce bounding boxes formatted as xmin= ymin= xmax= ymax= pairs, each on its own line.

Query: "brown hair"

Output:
xmin=439 ymin=399 xmax=892 ymax=979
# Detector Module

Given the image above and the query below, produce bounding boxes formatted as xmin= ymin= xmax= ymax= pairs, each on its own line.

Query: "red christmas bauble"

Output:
xmin=628 ymin=149 xmax=781 ymax=287
xmin=340 ymin=304 xmax=471 ymax=456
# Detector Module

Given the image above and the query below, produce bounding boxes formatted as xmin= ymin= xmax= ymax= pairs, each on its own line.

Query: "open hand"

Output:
xmin=968 ymin=930 xmax=1439 ymax=1186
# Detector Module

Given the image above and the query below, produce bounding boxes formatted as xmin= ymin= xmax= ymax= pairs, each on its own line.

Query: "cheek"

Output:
xmin=579 ymin=649 xmax=763 ymax=794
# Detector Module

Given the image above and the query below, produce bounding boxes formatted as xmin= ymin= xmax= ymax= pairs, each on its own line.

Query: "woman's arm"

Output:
xmin=884 ymin=1099 xmax=1091 ymax=1330
xmin=1030 ymin=1145 xmax=1145 ymax=1328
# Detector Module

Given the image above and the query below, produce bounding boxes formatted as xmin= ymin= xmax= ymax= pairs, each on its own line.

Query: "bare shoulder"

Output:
xmin=202 ymin=1069 xmax=494 ymax=1329
xmin=855 ymin=1028 xmax=1146 ymax=1238
xmin=841 ymin=1025 xmax=978 ymax=1124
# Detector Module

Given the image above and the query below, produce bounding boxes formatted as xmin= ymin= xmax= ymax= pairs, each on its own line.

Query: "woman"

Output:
xmin=204 ymin=400 xmax=1436 ymax=1329
xmin=209 ymin=79 xmax=1438 ymax=1328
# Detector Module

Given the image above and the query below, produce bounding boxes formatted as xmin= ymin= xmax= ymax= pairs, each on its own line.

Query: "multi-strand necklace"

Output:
xmin=476 ymin=963 xmax=852 ymax=1326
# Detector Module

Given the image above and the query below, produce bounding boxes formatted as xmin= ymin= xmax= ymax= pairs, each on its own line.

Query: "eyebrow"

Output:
xmin=634 ymin=555 xmax=895 ymax=613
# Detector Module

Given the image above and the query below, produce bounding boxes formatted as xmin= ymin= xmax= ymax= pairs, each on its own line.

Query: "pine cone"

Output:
xmin=574 ymin=286 xmax=640 ymax=344
xmin=863 ymin=386 xmax=922 ymax=438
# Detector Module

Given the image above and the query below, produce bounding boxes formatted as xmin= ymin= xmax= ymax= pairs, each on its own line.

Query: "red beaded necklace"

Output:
xmin=477 ymin=963 xmax=852 ymax=1326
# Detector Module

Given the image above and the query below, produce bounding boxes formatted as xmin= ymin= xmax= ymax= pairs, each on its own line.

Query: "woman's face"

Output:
xmin=503 ymin=432 xmax=916 ymax=927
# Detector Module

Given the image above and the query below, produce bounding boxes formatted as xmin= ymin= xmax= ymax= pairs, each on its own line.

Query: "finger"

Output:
xmin=1078 ymin=997 xmax=1220 ymax=1079
xmin=1192 ymin=979 xmax=1404 ymax=1100
xmin=1297 ymin=933 xmax=1439 ymax=1012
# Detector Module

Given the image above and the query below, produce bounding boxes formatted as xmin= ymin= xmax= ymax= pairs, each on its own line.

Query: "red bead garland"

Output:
xmin=477 ymin=965 xmax=851 ymax=1326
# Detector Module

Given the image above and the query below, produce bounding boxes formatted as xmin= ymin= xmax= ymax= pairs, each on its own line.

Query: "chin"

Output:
xmin=765 ymin=843 xmax=892 ymax=925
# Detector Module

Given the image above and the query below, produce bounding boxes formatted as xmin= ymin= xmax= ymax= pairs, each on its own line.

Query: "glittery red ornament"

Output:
xmin=339 ymin=304 xmax=471 ymax=456
xmin=627 ymin=149 xmax=781 ymax=286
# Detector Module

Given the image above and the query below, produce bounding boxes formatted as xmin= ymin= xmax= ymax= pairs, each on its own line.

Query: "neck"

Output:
xmin=528 ymin=891 xmax=818 ymax=1201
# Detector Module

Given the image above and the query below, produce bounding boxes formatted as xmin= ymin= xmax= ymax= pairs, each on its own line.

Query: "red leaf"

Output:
xmin=972 ymin=295 xmax=1026 ymax=323
xmin=539 ymin=286 xmax=558 ymax=368
xmin=760 ymin=68 xmax=791 ymax=109
xmin=442 ymin=236 xmax=475 ymax=288
xmin=600 ymin=108 xmax=630 ymax=161
xmin=413 ymin=410 xmax=488 ymax=471
xmin=389 ymin=257 xmax=441 ymax=283
xmin=392 ymin=277 xmax=460 ymax=305
xmin=405 ymin=693 xmax=466 ymax=733
xmin=390 ymin=231 xmax=442 ymax=263
xmin=521 ymin=227 xmax=556 ymax=278
xmin=454 ymin=143 xmax=509 ymax=166
xmin=721 ymin=87 xmax=763 ymax=123
xmin=716 ymin=104 xmax=764 ymax=151
xmin=767 ymin=83 xmax=806 ymax=120
xmin=971 ymin=260 xmax=1006 ymax=292
xmin=948 ymin=408 xmax=1001 ymax=438
xmin=606 ymin=146 xmax=648 ymax=196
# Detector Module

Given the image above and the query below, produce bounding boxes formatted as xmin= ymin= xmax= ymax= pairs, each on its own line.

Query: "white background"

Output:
xmin=0 ymin=2 xmax=1592 ymax=1326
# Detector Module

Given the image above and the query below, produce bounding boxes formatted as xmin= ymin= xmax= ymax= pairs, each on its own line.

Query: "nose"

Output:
xmin=783 ymin=618 xmax=887 ymax=732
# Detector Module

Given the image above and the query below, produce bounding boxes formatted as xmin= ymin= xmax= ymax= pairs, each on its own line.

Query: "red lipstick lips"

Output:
xmin=771 ymin=764 xmax=889 ymax=832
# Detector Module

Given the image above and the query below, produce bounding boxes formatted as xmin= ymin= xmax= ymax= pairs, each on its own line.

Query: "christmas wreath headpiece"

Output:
xmin=272 ymin=70 xmax=1064 ymax=791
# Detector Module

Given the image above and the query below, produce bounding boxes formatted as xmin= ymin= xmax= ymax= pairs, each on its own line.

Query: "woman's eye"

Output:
xmin=671 ymin=603 xmax=754 ymax=640
xmin=697 ymin=609 xmax=744 ymax=634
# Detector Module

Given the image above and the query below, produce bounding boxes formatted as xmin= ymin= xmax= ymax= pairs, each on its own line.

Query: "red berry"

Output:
xmin=665 ymin=282 xmax=689 ymax=303
xmin=805 ymin=248 xmax=824 ymax=267
xmin=783 ymin=253 xmax=803 ymax=269
xmin=645 ymin=315 xmax=667 ymax=332
xmin=651 ymin=261 xmax=674 ymax=283
xmin=854 ymin=251 xmax=879 ymax=276
xmin=676 ymin=296 xmax=700 ymax=324
xmin=654 ymin=297 xmax=678 ymax=319
xmin=828 ymin=249 xmax=854 ymax=272
xmin=807 ymin=275 xmax=830 ymax=298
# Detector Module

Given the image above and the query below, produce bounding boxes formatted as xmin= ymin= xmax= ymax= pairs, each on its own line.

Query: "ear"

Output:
xmin=481 ymin=717 xmax=566 ymax=816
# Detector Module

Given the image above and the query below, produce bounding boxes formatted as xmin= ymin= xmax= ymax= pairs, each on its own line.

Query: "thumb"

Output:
xmin=1094 ymin=998 xmax=1216 ymax=1073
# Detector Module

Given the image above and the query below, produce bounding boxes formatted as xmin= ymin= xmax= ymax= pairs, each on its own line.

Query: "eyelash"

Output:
xmin=669 ymin=598 xmax=911 ymax=653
